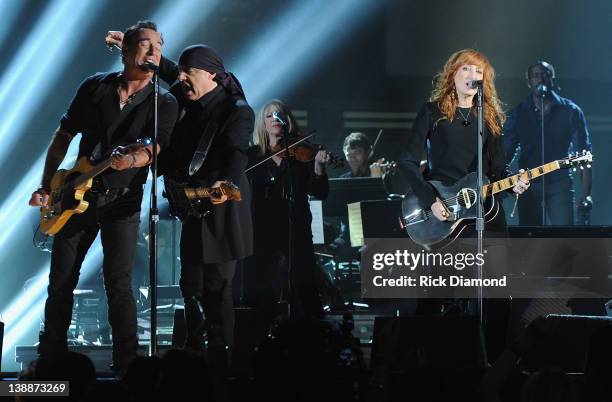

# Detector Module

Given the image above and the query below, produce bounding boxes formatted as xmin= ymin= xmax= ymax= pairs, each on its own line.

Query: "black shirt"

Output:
xmin=399 ymin=102 xmax=507 ymax=209
xmin=247 ymin=148 xmax=329 ymax=238
xmin=503 ymin=91 xmax=591 ymax=186
xmin=60 ymin=72 xmax=178 ymax=188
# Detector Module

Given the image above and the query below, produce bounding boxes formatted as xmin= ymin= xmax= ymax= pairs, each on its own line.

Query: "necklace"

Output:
xmin=457 ymin=107 xmax=472 ymax=127
xmin=117 ymin=87 xmax=139 ymax=107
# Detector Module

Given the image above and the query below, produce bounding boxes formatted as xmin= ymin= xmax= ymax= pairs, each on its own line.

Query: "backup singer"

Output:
xmin=504 ymin=61 xmax=592 ymax=225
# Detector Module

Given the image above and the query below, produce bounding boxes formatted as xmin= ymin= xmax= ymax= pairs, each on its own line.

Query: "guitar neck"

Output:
xmin=184 ymin=187 xmax=213 ymax=200
xmin=482 ymin=160 xmax=560 ymax=197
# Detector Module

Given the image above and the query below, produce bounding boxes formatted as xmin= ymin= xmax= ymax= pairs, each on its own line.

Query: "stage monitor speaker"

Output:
xmin=370 ymin=316 xmax=484 ymax=373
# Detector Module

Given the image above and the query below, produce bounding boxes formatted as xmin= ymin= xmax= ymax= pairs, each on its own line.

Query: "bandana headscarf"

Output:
xmin=178 ymin=44 xmax=246 ymax=100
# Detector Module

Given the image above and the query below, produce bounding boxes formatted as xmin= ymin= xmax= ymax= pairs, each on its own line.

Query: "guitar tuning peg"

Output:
xmin=572 ymin=167 xmax=577 ymax=172
xmin=587 ymin=164 xmax=592 ymax=168
xmin=580 ymin=166 xmax=584 ymax=170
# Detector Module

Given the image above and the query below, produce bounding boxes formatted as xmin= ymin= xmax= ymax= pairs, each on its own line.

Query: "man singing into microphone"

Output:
xmin=504 ymin=61 xmax=592 ymax=225
xmin=29 ymin=20 xmax=178 ymax=376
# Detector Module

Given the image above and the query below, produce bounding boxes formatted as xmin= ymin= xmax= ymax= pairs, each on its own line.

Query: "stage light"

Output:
xmin=0 ymin=1 xmax=27 ymax=46
xmin=233 ymin=0 xmax=376 ymax=107
xmin=0 ymin=0 xmax=104 ymax=164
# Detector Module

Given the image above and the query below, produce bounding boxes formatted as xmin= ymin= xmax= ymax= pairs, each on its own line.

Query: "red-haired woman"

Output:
xmin=400 ymin=49 xmax=532 ymax=317
xmin=400 ymin=49 xmax=529 ymax=229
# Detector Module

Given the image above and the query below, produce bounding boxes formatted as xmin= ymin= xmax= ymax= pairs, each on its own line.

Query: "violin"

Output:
xmin=369 ymin=158 xmax=398 ymax=177
xmin=270 ymin=132 xmax=345 ymax=168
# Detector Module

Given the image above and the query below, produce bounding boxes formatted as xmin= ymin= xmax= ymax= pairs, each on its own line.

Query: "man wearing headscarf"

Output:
xmin=155 ymin=45 xmax=254 ymax=365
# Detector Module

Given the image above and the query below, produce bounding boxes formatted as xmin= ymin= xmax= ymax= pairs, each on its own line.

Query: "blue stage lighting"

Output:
xmin=0 ymin=0 xmax=105 ymax=164
xmin=0 ymin=1 xmax=27 ymax=46
xmin=234 ymin=0 xmax=375 ymax=107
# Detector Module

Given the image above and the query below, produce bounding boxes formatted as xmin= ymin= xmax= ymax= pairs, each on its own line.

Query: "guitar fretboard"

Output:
xmin=184 ymin=187 xmax=213 ymax=200
xmin=482 ymin=160 xmax=560 ymax=197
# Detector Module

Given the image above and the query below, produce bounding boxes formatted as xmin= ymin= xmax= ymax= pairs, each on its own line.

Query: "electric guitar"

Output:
xmin=400 ymin=151 xmax=593 ymax=249
xmin=39 ymin=140 xmax=149 ymax=235
xmin=163 ymin=175 xmax=241 ymax=220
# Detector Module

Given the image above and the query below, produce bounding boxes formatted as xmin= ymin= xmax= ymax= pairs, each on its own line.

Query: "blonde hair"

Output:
xmin=430 ymin=49 xmax=506 ymax=135
xmin=252 ymin=99 xmax=300 ymax=155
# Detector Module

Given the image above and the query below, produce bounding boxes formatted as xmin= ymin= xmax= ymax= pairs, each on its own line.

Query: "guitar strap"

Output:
xmin=188 ymin=97 xmax=246 ymax=176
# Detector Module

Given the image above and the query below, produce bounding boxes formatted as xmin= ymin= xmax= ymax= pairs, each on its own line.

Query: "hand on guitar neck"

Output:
xmin=512 ymin=169 xmax=531 ymax=195
xmin=210 ymin=180 xmax=229 ymax=205
xmin=109 ymin=147 xmax=137 ymax=171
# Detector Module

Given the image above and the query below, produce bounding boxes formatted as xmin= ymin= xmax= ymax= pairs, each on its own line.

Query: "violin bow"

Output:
xmin=245 ymin=132 xmax=315 ymax=173
xmin=370 ymin=128 xmax=383 ymax=159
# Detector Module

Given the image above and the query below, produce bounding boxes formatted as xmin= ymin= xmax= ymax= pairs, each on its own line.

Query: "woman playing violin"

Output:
xmin=245 ymin=99 xmax=329 ymax=334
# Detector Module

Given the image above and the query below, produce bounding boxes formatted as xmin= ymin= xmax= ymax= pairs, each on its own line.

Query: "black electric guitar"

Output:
xmin=39 ymin=140 xmax=150 ymax=235
xmin=163 ymin=175 xmax=241 ymax=220
xmin=400 ymin=151 xmax=593 ymax=249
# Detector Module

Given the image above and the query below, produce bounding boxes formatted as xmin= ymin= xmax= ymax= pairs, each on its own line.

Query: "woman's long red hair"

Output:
xmin=430 ymin=49 xmax=505 ymax=135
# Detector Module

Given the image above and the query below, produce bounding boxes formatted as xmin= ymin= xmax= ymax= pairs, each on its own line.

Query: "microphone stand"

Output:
xmin=539 ymin=93 xmax=546 ymax=225
xmin=475 ymin=83 xmax=488 ymax=366
xmin=280 ymin=124 xmax=296 ymax=320
xmin=148 ymin=68 xmax=160 ymax=356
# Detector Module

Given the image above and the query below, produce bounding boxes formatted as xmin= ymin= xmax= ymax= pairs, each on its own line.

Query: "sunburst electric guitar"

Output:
xmin=400 ymin=151 xmax=593 ymax=249
xmin=39 ymin=140 xmax=149 ymax=235
xmin=163 ymin=175 xmax=242 ymax=220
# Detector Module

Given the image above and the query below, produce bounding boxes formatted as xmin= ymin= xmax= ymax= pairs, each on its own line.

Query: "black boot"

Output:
xmin=183 ymin=297 xmax=206 ymax=352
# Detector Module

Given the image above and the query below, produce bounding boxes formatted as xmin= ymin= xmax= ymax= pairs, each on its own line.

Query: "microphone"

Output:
xmin=467 ymin=80 xmax=483 ymax=89
xmin=272 ymin=111 xmax=287 ymax=126
xmin=535 ymin=83 xmax=548 ymax=97
xmin=141 ymin=59 xmax=159 ymax=72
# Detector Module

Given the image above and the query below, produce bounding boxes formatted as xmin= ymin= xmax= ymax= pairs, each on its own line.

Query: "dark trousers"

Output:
xmin=518 ymin=182 xmax=575 ymax=225
xmin=39 ymin=189 xmax=141 ymax=369
xmin=180 ymin=219 xmax=236 ymax=349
